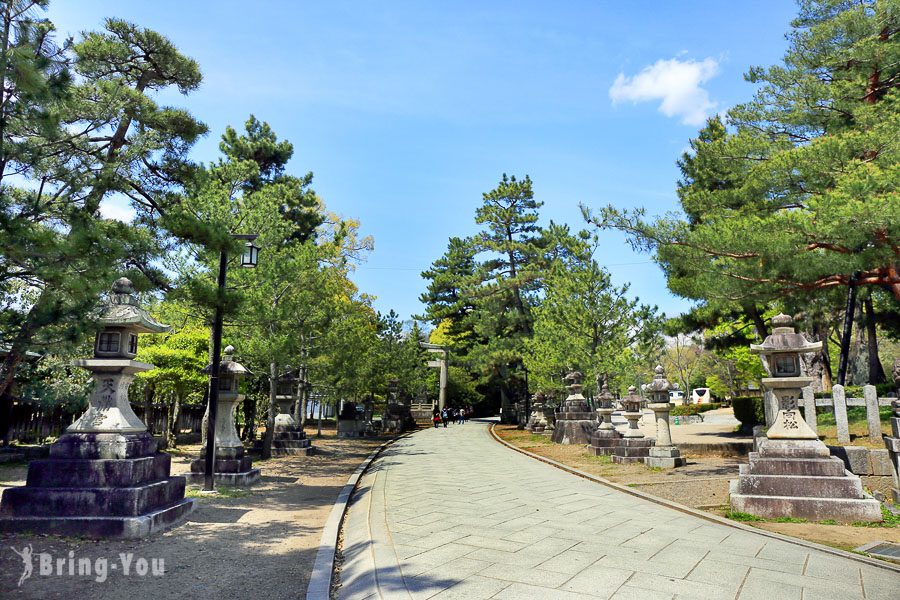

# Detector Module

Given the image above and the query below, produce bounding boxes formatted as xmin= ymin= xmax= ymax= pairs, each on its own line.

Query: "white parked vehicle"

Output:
xmin=691 ymin=387 xmax=711 ymax=404
xmin=668 ymin=390 xmax=685 ymax=405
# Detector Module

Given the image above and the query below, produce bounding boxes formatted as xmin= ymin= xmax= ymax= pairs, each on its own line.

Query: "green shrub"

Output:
xmin=671 ymin=402 xmax=722 ymax=417
xmin=732 ymin=396 xmax=765 ymax=430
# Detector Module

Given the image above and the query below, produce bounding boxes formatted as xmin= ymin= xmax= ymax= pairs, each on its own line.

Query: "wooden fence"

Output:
xmin=7 ymin=402 xmax=205 ymax=444
xmin=764 ymin=384 xmax=893 ymax=445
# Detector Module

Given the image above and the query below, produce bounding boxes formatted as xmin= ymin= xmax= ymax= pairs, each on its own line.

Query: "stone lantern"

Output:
xmin=885 ymin=358 xmax=900 ymax=503
xmin=730 ymin=314 xmax=881 ymax=522
xmin=383 ymin=378 xmax=414 ymax=433
xmin=612 ymin=386 xmax=655 ymax=464
xmin=644 ymin=365 xmax=685 ymax=468
xmin=275 ymin=367 xmax=299 ymax=431
xmin=751 ymin=313 xmax=823 ymax=438
xmin=525 ymin=392 xmax=548 ymax=433
xmin=589 ymin=379 xmax=621 ymax=456
xmin=265 ymin=365 xmax=314 ymax=453
xmin=550 ymin=371 xmax=597 ymax=445
xmin=188 ymin=346 xmax=261 ymax=485
xmin=0 ymin=277 xmax=195 ymax=538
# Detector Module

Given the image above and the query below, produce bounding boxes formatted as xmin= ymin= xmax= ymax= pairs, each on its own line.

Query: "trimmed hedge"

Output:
xmin=670 ymin=402 xmax=722 ymax=417
xmin=732 ymin=396 xmax=765 ymax=430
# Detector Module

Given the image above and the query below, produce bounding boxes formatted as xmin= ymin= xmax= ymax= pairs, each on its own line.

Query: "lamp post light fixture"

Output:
xmin=203 ymin=233 xmax=259 ymax=492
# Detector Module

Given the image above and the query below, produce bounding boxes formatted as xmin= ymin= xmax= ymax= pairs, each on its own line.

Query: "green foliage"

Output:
xmin=732 ymin=396 xmax=766 ymax=429
xmin=524 ymin=229 xmax=662 ymax=395
xmin=1 ymin=5 xmax=206 ymax=405
xmin=725 ymin=510 xmax=765 ymax=522
xmin=670 ymin=402 xmax=721 ymax=417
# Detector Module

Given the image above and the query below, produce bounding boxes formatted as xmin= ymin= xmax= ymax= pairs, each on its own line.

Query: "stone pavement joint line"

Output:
xmin=338 ymin=421 xmax=900 ymax=600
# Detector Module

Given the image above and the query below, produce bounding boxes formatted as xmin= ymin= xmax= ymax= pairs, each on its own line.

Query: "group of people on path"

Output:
xmin=432 ymin=406 xmax=469 ymax=428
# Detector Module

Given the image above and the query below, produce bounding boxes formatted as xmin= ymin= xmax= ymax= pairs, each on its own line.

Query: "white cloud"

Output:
xmin=99 ymin=196 xmax=136 ymax=223
xmin=609 ymin=57 xmax=719 ymax=126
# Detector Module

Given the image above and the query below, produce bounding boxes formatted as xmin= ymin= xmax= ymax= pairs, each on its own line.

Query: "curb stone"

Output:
xmin=305 ymin=434 xmax=407 ymax=600
xmin=489 ymin=423 xmax=900 ymax=574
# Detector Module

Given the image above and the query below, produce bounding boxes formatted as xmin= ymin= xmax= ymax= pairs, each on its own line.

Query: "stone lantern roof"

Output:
xmin=596 ymin=381 xmax=615 ymax=405
xmin=750 ymin=314 xmax=822 ymax=356
xmin=644 ymin=365 xmax=671 ymax=393
xmin=96 ymin=277 xmax=169 ymax=334
xmin=277 ymin=366 xmax=299 ymax=383
xmin=202 ymin=345 xmax=251 ymax=376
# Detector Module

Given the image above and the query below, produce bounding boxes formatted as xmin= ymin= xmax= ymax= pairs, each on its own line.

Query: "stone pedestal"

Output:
xmin=612 ymin=386 xmax=654 ymax=464
xmin=588 ymin=383 xmax=620 ymax=456
xmin=551 ymin=372 xmax=596 ymax=445
xmin=729 ymin=437 xmax=881 ymax=522
xmin=266 ymin=396 xmax=314 ymax=455
xmin=885 ymin=395 xmax=900 ymax=503
xmin=383 ymin=402 xmax=415 ymax=434
xmin=189 ymin=390 xmax=262 ymax=484
xmin=525 ymin=395 xmax=548 ymax=433
xmin=338 ymin=418 xmax=366 ymax=438
xmin=645 ymin=401 xmax=685 ymax=468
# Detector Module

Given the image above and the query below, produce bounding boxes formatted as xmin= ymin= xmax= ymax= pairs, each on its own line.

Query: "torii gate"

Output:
xmin=419 ymin=342 xmax=448 ymax=411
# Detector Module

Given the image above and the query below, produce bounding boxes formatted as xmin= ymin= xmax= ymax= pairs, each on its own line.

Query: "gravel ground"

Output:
xmin=0 ymin=430 xmax=387 ymax=599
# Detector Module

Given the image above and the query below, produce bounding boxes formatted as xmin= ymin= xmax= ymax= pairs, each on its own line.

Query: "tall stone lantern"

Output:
xmin=275 ymin=367 xmax=300 ymax=431
xmin=188 ymin=346 xmax=261 ymax=485
xmin=550 ymin=371 xmax=597 ymax=445
xmin=589 ymin=380 xmax=621 ymax=456
xmin=612 ymin=386 xmax=655 ymax=464
xmin=265 ymin=366 xmax=314 ymax=453
xmin=730 ymin=314 xmax=881 ymax=522
xmin=644 ymin=365 xmax=685 ymax=468
xmin=0 ymin=278 xmax=195 ymax=538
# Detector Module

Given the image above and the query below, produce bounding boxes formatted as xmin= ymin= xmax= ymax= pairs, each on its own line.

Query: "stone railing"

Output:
xmin=795 ymin=384 xmax=892 ymax=445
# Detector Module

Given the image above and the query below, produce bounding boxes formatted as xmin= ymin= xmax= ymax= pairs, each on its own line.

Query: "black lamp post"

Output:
xmin=204 ymin=233 xmax=259 ymax=492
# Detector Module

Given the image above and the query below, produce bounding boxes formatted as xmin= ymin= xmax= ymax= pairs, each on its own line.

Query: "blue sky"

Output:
xmin=49 ymin=0 xmax=798 ymax=322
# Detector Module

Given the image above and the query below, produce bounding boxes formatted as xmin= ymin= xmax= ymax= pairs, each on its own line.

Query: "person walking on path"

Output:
xmin=432 ymin=410 xmax=441 ymax=429
xmin=440 ymin=408 xmax=448 ymax=427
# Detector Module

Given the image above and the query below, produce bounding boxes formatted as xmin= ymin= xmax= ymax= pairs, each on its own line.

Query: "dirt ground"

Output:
xmin=0 ymin=429 xmax=388 ymax=599
xmin=494 ymin=425 xmax=900 ymax=553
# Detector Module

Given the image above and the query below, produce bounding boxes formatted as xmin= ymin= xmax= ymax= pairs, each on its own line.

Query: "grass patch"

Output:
xmin=725 ymin=510 xmax=766 ymax=522
xmin=851 ymin=505 xmax=900 ymax=528
xmin=817 ymin=406 xmax=891 ymax=448
xmin=185 ymin=486 xmax=251 ymax=499
xmin=817 ymin=519 xmax=839 ymax=525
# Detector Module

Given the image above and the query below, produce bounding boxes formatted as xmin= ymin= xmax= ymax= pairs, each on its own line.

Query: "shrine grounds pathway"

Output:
xmin=338 ymin=420 xmax=900 ymax=600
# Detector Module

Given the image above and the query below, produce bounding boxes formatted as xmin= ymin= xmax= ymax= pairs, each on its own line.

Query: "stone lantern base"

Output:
xmin=645 ymin=446 xmax=686 ymax=468
xmin=611 ymin=437 xmax=655 ymax=464
xmin=588 ymin=412 xmax=620 ymax=456
xmin=187 ymin=444 xmax=261 ymax=486
xmin=0 ymin=431 xmax=195 ymax=539
xmin=729 ymin=438 xmax=882 ymax=522
xmin=550 ymin=412 xmax=596 ymax=444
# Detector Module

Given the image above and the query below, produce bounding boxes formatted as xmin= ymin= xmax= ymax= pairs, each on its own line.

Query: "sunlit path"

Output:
xmin=339 ymin=421 xmax=898 ymax=600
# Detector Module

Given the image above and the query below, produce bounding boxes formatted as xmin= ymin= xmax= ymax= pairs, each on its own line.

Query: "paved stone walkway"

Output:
xmin=339 ymin=421 xmax=899 ymax=600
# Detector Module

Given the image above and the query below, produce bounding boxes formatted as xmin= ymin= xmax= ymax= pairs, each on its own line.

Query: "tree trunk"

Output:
xmin=262 ymin=361 xmax=277 ymax=459
xmin=169 ymin=391 xmax=182 ymax=448
xmin=863 ymin=294 xmax=886 ymax=384
xmin=241 ymin=392 xmax=257 ymax=441
xmin=143 ymin=382 xmax=155 ymax=435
